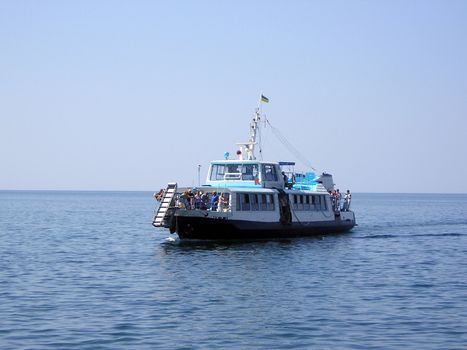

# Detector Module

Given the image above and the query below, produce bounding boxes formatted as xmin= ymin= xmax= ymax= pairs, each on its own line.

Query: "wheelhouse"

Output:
xmin=205 ymin=160 xmax=283 ymax=189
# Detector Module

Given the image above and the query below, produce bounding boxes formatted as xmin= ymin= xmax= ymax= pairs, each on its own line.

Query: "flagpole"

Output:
xmin=258 ymin=92 xmax=263 ymax=161
xmin=258 ymin=91 xmax=263 ymax=116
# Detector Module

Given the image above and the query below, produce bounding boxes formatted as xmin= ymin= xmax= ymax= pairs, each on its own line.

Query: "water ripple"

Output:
xmin=1 ymin=191 xmax=467 ymax=349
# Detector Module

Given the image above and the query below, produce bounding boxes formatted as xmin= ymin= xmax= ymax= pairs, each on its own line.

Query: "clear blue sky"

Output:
xmin=1 ymin=0 xmax=466 ymax=192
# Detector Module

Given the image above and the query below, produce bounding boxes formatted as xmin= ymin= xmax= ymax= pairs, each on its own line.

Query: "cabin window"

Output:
xmin=304 ymin=195 xmax=310 ymax=211
xmin=223 ymin=164 xmax=242 ymax=180
xmin=292 ymin=195 xmax=297 ymax=210
xmin=262 ymin=164 xmax=278 ymax=181
xmin=314 ymin=195 xmax=326 ymax=211
xmin=258 ymin=194 xmax=275 ymax=211
xmin=241 ymin=164 xmax=259 ymax=181
xmin=321 ymin=195 xmax=328 ymax=210
xmin=291 ymin=195 xmax=307 ymax=211
xmin=311 ymin=195 xmax=317 ymax=211
xmin=250 ymin=194 xmax=259 ymax=211
xmin=260 ymin=194 xmax=268 ymax=211
xmin=210 ymin=164 xmax=226 ymax=181
xmin=236 ymin=192 xmax=275 ymax=211
xmin=267 ymin=194 xmax=275 ymax=210
xmin=210 ymin=164 xmax=261 ymax=182
xmin=236 ymin=193 xmax=250 ymax=211
xmin=321 ymin=195 xmax=327 ymax=210
xmin=298 ymin=195 xmax=304 ymax=211
xmin=242 ymin=193 xmax=250 ymax=211
xmin=227 ymin=164 xmax=242 ymax=173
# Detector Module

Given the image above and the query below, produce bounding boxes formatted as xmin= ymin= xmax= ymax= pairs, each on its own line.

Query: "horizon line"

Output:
xmin=1 ymin=189 xmax=466 ymax=195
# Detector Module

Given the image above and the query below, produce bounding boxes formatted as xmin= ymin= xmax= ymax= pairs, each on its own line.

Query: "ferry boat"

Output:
xmin=152 ymin=99 xmax=356 ymax=240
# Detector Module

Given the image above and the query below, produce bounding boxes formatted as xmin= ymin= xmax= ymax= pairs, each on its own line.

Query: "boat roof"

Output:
xmin=209 ymin=159 xmax=279 ymax=164
xmin=177 ymin=186 xmax=328 ymax=194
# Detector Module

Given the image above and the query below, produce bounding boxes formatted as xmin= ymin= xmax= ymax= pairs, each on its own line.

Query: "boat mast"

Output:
xmin=237 ymin=97 xmax=262 ymax=160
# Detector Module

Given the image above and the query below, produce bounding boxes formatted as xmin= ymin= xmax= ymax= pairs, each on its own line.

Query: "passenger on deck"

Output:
xmin=175 ymin=195 xmax=185 ymax=209
xmin=218 ymin=193 xmax=229 ymax=212
xmin=201 ymin=192 xmax=209 ymax=210
xmin=153 ymin=189 xmax=164 ymax=201
xmin=330 ymin=189 xmax=340 ymax=211
xmin=343 ymin=190 xmax=352 ymax=211
xmin=187 ymin=189 xmax=195 ymax=209
xmin=194 ymin=191 xmax=203 ymax=209
xmin=335 ymin=189 xmax=342 ymax=211
xmin=210 ymin=192 xmax=219 ymax=211
xmin=180 ymin=191 xmax=189 ymax=209
xmin=282 ymin=172 xmax=289 ymax=189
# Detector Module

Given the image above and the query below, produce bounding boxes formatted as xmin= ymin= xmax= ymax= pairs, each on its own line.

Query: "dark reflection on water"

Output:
xmin=1 ymin=191 xmax=466 ymax=349
xmin=161 ymin=236 xmax=311 ymax=251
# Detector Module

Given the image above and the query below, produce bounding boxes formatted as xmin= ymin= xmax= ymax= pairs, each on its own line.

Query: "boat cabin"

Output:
xmin=205 ymin=160 xmax=284 ymax=189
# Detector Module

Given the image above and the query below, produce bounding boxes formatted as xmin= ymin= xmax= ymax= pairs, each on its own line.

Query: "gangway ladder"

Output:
xmin=152 ymin=183 xmax=177 ymax=227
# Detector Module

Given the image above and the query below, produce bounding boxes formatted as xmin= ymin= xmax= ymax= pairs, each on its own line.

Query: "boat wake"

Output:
xmin=164 ymin=236 xmax=178 ymax=243
xmin=356 ymin=232 xmax=466 ymax=240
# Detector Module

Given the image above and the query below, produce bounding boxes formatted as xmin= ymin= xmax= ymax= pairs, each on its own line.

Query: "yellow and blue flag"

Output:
xmin=261 ymin=95 xmax=269 ymax=103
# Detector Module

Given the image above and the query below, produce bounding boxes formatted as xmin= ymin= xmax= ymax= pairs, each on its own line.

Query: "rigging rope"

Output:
xmin=258 ymin=119 xmax=263 ymax=160
xmin=265 ymin=119 xmax=318 ymax=172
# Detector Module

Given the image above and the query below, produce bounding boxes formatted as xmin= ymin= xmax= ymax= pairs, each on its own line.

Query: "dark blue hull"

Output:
xmin=175 ymin=215 xmax=355 ymax=240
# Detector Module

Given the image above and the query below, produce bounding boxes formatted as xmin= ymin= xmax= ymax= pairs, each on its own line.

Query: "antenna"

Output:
xmin=197 ymin=165 xmax=201 ymax=186
xmin=236 ymin=94 xmax=268 ymax=160
xmin=237 ymin=108 xmax=260 ymax=160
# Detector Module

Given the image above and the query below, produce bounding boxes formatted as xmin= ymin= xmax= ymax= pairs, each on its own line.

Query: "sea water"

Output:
xmin=0 ymin=191 xmax=466 ymax=349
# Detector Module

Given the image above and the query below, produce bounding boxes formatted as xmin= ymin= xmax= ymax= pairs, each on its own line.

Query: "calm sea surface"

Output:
xmin=0 ymin=191 xmax=466 ymax=349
